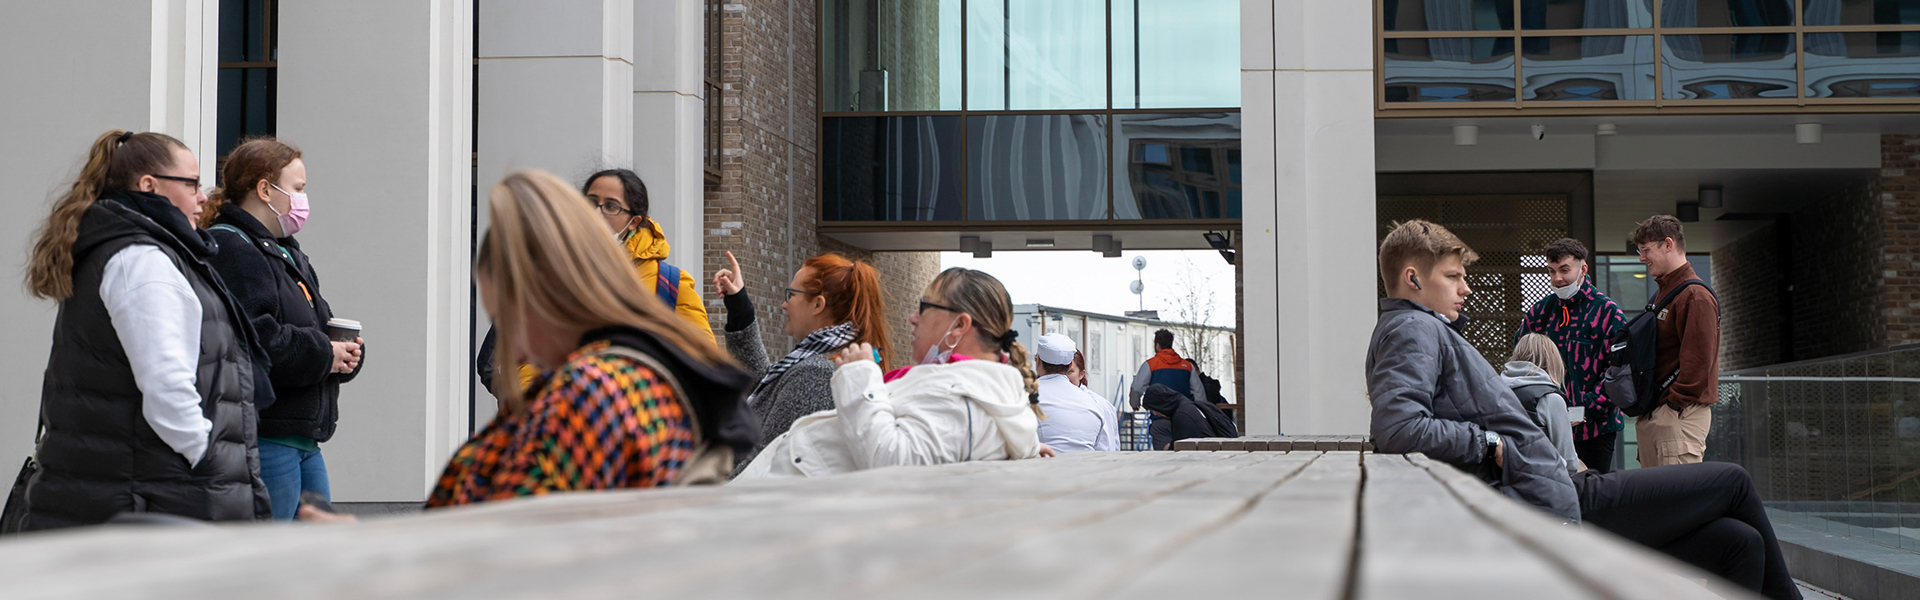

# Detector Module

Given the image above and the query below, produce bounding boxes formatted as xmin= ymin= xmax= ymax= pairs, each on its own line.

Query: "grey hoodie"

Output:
xmin=1500 ymin=361 xmax=1579 ymax=477
xmin=1366 ymin=298 xmax=1581 ymax=522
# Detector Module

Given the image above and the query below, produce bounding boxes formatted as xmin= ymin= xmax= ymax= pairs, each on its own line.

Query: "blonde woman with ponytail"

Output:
xmin=15 ymin=130 xmax=270 ymax=530
xmin=737 ymin=267 xmax=1052 ymax=479
xmin=427 ymin=170 xmax=755 ymax=507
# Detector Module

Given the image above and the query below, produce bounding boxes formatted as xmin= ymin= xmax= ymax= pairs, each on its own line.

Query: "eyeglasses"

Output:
xmin=918 ymin=299 xmax=958 ymax=315
xmin=589 ymin=200 xmax=634 ymax=217
xmin=785 ymin=287 xmax=814 ymax=299
xmin=153 ymin=174 xmax=201 ymax=189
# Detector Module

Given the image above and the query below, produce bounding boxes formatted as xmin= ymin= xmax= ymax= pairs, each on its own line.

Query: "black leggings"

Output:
xmin=1575 ymin=462 xmax=1800 ymax=600
xmin=1573 ymin=431 xmax=1617 ymax=474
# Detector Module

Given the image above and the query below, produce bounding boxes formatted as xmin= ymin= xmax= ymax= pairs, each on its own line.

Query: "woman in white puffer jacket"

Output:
xmin=738 ymin=268 xmax=1052 ymax=478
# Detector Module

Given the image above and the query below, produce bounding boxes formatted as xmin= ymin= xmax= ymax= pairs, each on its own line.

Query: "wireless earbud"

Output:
xmin=1409 ymin=274 xmax=1423 ymax=291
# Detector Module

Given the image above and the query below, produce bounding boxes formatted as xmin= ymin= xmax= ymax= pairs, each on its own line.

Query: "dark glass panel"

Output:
xmin=1520 ymin=0 xmax=1654 ymax=29
xmin=822 ymin=116 xmax=964 ymax=222
xmin=968 ymin=114 xmax=1108 ymax=220
xmin=1806 ymin=32 xmax=1920 ymax=98
xmin=219 ymin=0 xmax=247 ymax=62
xmin=1660 ymin=0 xmax=1794 ymax=27
xmin=1521 ymin=35 xmax=1655 ymax=100
xmin=1661 ymin=34 xmax=1797 ymax=99
xmin=1383 ymin=0 xmax=1516 ymax=32
xmin=1384 ymin=37 xmax=1517 ymax=102
xmin=1804 ymin=0 xmax=1920 ymax=26
xmin=819 ymin=0 xmax=960 ymax=112
xmin=217 ymin=69 xmax=242 ymax=157
xmin=1112 ymin=113 xmax=1240 ymax=220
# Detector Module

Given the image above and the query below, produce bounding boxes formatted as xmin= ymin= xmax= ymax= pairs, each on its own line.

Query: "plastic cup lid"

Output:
xmin=327 ymin=318 xmax=362 ymax=329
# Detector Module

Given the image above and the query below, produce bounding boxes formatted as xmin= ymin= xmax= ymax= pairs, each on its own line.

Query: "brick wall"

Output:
xmin=1882 ymin=134 xmax=1920 ymax=346
xmin=1790 ymin=182 xmax=1883 ymax=360
xmin=1713 ymin=224 xmax=1786 ymax=371
xmin=705 ymin=1 xmax=941 ymax=366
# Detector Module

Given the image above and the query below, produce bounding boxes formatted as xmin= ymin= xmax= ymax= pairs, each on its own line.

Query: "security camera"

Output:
xmin=1530 ymin=124 xmax=1546 ymax=141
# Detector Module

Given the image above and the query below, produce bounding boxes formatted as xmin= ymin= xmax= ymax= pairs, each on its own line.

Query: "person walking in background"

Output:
xmin=1142 ymin=384 xmax=1210 ymax=450
xmin=1504 ymin=334 xmax=1580 ymax=477
xmin=1515 ymin=238 xmax=1627 ymax=472
xmin=430 ymin=170 xmax=755 ymax=507
xmin=474 ymin=168 xmax=710 ymax=394
xmin=1632 ymin=216 xmax=1720 ymax=467
xmin=709 ymin=250 xmax=892 ymax=469
xmin=737 ymin=268 xmax=1050 ymax=478
xmin=14 ymin=130 xmax=270 ymax=530
xmin=1128 ymin=329 xmax=1204 ymax=410
xmin=1033 ymin=334 xmax=1117 ymax=452
xmin=201 ymin=138 xmax=363 ymax=520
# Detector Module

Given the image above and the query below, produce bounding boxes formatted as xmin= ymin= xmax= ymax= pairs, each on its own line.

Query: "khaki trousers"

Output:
xmin=1635 ymin=403 xmax=1712 ymax=467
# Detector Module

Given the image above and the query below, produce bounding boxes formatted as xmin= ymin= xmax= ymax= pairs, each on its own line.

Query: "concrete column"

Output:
xmin=632 ymin=0 xmax=707 ymax=285
xmin=1240 ymin=0 xmax=1377 ymax=435
xmin=277 ymin=0 xmax=473 ymax=501
xmin=0 ymin=0 xmax=218 ymax=464
xmin=478 ymin=0 xmax=634 ymax=192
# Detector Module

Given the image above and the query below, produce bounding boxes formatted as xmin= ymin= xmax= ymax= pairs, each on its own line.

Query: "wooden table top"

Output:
xmin=0 ymin=451 xmax=1756 ymax=599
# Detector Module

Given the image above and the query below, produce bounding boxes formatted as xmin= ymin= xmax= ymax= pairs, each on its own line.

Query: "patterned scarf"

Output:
xmin=748 ymin=322 xmax=857 ymax=406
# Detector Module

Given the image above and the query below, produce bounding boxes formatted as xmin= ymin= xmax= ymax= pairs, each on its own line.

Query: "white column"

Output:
xmin=277 ymin=0 xmax=473 ymax=501
xmin=477 ymin=0 xmax=634 ymax=193
xmin=1240 ymin=0 xmax=1377 ymax=435
xmin=632 ymin=0 xmax=707 ymax=285
xmin=0 ymin=0 xmax=218 ymax=467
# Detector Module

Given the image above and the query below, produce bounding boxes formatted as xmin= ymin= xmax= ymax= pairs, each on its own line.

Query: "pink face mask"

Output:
xmin=268 ymin=183 xmax=310 ymax=236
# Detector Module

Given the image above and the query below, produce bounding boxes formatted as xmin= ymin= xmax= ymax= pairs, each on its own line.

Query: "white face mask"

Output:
xmin=1552 ymin=279 xmax=1581 ymax=300
xmin=920 ymin=316 xmax=961 ymax=365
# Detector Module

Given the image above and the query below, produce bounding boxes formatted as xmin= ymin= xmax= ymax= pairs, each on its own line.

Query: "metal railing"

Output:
xmin=1710 ymin=344 xmax=1920 ymax=553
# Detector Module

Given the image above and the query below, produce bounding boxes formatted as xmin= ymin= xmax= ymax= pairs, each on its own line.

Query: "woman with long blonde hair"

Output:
xmin=737 ymin=267 xmax=1051 ymax=478
xmin=1504 ymin=333 xmax=1579 ymax=476
xmin=14 ymin=130 xmax=269 ymax=530
xmin=427 ymin=170 xmax=755 ymax=507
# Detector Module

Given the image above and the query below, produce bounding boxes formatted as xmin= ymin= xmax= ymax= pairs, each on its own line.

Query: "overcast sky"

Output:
xmin=939 ymin=250 xmax=1238 ymax=327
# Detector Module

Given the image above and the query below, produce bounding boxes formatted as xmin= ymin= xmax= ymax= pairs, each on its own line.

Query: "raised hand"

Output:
xmin=831 ymin=342 xmax=876 ymax=367
xmin=713 ymin=250 xmax=744 ymax=296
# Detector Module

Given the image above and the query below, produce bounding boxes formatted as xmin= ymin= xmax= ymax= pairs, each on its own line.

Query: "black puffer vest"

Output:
xmin=23 ymin=191 xmax=272 ymax=529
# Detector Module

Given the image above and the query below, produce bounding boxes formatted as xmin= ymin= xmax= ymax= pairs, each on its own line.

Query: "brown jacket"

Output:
xmin=1653 ymin=263 xmax=1720 ymax=407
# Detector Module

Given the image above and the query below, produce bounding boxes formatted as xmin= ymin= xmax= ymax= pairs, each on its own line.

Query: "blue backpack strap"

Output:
xmin=655 ymin=261 xmax=682 ymax=309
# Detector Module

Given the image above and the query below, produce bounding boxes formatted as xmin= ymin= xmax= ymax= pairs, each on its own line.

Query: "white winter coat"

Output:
xmin=736 ymin=359 xmax=1042 ymax=478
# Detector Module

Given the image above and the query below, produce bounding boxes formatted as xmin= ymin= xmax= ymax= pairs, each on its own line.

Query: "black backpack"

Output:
xmin=1189 ymin=394 xmax=1240 ymax=438
xmin=1510 ymin=382 xmax=1563 ymax=432
xmin=1601 ymin=280 xmax=1714 ymax=418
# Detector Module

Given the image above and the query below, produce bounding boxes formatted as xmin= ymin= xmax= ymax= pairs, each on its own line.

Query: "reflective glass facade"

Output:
xmin=1379 ymin=0 xmax=1920 ymax=108
xmin=820 ymin=0 xmax=1240 ymax=224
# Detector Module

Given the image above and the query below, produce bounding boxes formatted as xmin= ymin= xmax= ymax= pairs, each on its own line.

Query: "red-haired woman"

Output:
xmin=711 ymin=251 xmax=892 ymax=469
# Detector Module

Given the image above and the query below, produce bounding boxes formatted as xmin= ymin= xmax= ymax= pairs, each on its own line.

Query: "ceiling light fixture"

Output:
xmin=1453 ymin=125 xmax=1479 ymax=146
xmin=1698 ymin=185 xmax=1723 ymax=209
xmin=1676 ymin=201 xmax=1700 ymax=223
xmin=1796 ymin=122 xmax=1823 ymax=144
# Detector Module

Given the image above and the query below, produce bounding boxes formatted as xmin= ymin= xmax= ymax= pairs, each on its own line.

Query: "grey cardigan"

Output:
xmin=725 ymin=323 xmax=837 ymax=469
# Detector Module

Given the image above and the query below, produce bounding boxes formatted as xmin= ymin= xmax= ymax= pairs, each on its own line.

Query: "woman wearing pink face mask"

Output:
xmin=202 ymin=137 xmax=363 ymax=520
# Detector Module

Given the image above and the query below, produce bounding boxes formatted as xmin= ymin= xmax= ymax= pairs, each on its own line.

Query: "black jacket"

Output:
xmin=24 ymin=191 xmax=272 ymax=529
xmin=205 ymin=204 xmax=359 ymax=442
xmin=1143 ymin=384 xmax=1210 ymax=450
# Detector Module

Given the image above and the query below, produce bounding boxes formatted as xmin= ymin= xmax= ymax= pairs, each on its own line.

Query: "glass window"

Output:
xmin=1522 ymin=35 xmax=1656 ymax=100
xmin=822 ymin=116 xmax=964 ymax=222
xmin=1112 ymin=113 xmax=1240 ymax=220
xmin=967 ymin=0 xmax=1106 ymax=110
xmin=1660 ymin=0 xmax=1796 ymax=27
xmin=820 ymin=0 xmax=962 ymax=112
xmin=968 ymin=114 xmax=1109 ymax=220
xmin=217 ymin=0 xmax=276 ymax=159
xmin=1521 ymin=0 xmax=1655 ymax=29
xmin=1661 ymin=34 xmax=1798 ymax=99
xmin=1806 ymin=32 xmax=1920 ymax=98
xmin=1111 ymin=0 xmax=1240 ymax=109
xmin=1804 ymin=0 xmax=1920 ymax=26
xmin=1384 ymin=38 xmax=1518 ymax=102
xmin=1382 ymin=0 xmax=1516 ymax=32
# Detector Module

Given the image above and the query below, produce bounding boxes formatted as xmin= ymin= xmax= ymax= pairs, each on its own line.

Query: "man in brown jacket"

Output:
xmin=1632 ymin=215 xmax=1719 ymax=466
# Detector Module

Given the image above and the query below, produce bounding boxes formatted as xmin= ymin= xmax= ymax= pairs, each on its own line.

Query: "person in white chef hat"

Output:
xmin=1033 ymin=333 xmax=1119 ymax=452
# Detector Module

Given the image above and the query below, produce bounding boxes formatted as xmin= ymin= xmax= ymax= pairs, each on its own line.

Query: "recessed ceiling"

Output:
xmin=1594 ymin=168 xmax=1874 ymax=252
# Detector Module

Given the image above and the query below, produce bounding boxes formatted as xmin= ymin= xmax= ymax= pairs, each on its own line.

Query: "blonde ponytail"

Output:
xmin=29 ymin=130 xmax=187 ymax=300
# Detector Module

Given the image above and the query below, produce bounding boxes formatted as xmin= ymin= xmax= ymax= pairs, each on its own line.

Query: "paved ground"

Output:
xmin=1798 ymin=580 xmax=1848 ymax=599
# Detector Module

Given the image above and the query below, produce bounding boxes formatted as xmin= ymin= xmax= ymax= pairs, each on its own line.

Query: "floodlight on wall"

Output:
xmin=1698 ymin=185 xmax=1724 ymax=209
xmin=1596 ymin=123 xmax=1617 ymax=136
xmin=1796 ymin=123 xmax=1823 ymax=144
xmin=1092 ymin=234 xmax=1113 ymax=254
xmin=1203 ymin=231 xmax=1230 ymax=250
xmin=1453 ymin=125 xmax=1479 ymax=146
xmin=1676 ymin=201 xmax=1700 ymax=223
xmin=973 ymin=240 xmax=994 ymax=259
xmin=959 ymin=236 xmax=979 ymax=253
xmin=1103 ymin=238 xmax=1123 ymax=258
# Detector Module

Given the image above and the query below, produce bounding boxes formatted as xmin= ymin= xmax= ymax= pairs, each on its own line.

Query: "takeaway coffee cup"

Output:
xmin=326 ymin=318 xmax=362 ymax=343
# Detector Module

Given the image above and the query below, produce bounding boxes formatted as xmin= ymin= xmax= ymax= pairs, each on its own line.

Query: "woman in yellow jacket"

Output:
xmin=476 ymin=168 xmax=712 ymax=395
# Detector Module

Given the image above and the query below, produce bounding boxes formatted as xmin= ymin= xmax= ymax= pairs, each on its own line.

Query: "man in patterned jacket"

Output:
xmin=1516 ymin=238 xmax=1628 ymax=472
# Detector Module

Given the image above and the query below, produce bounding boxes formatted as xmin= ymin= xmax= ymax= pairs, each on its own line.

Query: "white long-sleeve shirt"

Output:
xmin=101 ymin=245 xmax=210 ymax=466
xmin=1035 ymin=374 xmax=1117 ymax=452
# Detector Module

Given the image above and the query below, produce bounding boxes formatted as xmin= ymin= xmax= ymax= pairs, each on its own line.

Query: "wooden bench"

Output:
xmin=1172 ymin=434 xmax=1374 ymax=452
xmin=0 ymin=452 xmax=1756 ymax=599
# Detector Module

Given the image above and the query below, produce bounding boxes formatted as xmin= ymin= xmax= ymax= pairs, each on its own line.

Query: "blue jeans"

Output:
xmin=258 ymin=441 xmax=330 ymax=521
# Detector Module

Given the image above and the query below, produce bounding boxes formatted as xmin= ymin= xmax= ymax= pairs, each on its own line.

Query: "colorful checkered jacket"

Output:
xmin=1516 ymin=280 xmax=1629 ymax=441
xmin=427 ymin=339 xmax=695 ymax=507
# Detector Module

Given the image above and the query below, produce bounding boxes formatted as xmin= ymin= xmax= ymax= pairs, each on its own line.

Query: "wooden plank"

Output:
xmin=1112 ymin=452 xmax=1358 ymax=600
xmin=1218 ymin=439 xmax=1246 ymax=451
xmin=1357 ymin=454 xmax=1596 ymax=599
xmin=1406 ymin=454 xmax=1762 ymax=600
xmin=1170 ymin=439 xmax=1200 ymax=451
xmin=1313 ymin=440 xmax=1340 ymax=451
xmin=1196 ymin=439 xmax=1223 ymax=451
